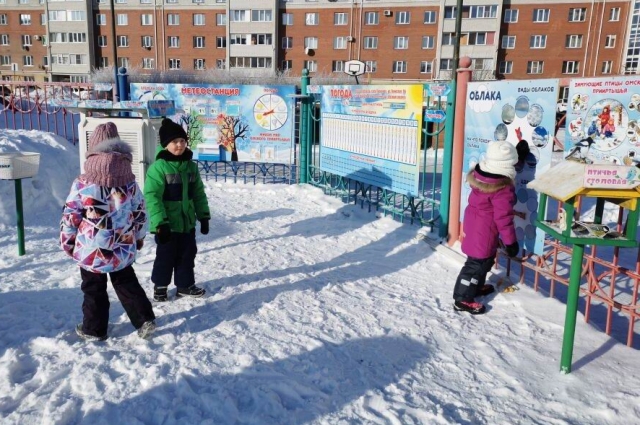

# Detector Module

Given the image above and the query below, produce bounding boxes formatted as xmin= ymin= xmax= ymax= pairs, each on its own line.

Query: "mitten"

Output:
xmin=505 ymin=241 xmax=520 ymax=258
xmin=516 ymin=140 xmax=530 ymax=162
xmin=136 ymin=239 xmax=144 ymax=250
xmin=156 ymin=224 xmax=171 ymax=245
xmin=200 ymin=219 xmax=209 ymax=235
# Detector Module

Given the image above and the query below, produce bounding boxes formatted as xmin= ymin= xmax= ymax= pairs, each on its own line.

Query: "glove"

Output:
xmin=505 ymin=241 xmax=520 ymax=258
xmin=156 ymin=224 xmax=171 ymax=245
xmin=136 ymin=239 xmax=144 ymax=250
xmin=200 ymin=219 xmax=209 ymax=235
xmin=516 ymin=140 xmax=530 ymax=162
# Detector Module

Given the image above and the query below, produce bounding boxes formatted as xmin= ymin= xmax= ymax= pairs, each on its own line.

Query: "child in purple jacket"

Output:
xmin=452 ymin=140 xmax=529 ymax=314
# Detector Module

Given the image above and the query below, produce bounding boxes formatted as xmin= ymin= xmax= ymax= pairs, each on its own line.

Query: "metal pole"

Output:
xmin=109 ymin=0 xmax=119 ymax=101
xmin=560 ymin=243 xmax=584 ymax=373
xmin=15 ymin=179 xmax=25 ymax=256
xmin=452 ymin=0 xmax=464 ymax=71
xmin=299 ymin=69 xmax=310 ymax=184
xmin=438 ymin=80 xmax=456 ymax=239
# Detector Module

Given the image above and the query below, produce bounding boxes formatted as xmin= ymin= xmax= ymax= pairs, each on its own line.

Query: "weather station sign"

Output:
xmin=130 ymin=84 xmax=295 ymax=163
xmin=319 ymin=85 xmax=424 ymax=196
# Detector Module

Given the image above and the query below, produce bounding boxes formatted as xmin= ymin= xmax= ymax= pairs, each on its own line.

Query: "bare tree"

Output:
xmin=217 ymin=114 xmax=250 ymax=162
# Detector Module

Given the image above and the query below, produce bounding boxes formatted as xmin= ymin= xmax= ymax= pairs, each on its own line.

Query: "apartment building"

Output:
xmin=0 ymin=0 xmax=634 ymax=85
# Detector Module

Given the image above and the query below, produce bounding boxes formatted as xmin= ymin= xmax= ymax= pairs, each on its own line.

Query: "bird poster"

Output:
xmin=566 ymin=76 xmax=640 ymax=166
xmin=463 ymin=79 xmax=558 ymax=255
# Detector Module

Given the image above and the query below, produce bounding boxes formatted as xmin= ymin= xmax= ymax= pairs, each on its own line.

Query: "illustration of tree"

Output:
xmin=178 ymin=111 xmax=204 ymax=150
xmin=217 ymin=113 xmax=250 ymax=161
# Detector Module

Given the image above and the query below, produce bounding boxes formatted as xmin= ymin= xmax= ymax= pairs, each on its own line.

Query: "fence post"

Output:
xmin=299 ymin=69 xmax=310 ymax=184
xmin=448 ymin=57 xmax=473 ymax=246
xmin=438 ymin=79 xmax=456 ymax=239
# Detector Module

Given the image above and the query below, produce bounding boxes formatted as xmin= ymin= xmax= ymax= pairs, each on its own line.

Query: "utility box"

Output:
xmin=0 ymin=152 xmax=40 ymax=180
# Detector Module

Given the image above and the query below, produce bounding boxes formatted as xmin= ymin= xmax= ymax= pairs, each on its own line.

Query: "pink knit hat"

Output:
xmin=88 ymin=122 xmax=120 ymax=154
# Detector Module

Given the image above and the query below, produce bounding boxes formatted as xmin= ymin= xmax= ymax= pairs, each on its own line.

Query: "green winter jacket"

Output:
xmin=144 ymin=148 xmax=210 ymax=233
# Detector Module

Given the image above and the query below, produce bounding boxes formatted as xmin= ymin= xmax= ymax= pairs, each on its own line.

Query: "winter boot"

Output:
xmin=477 ymin=284 xmax=495 ymax=297
xmin=154 ymin=286 xmax=168 ymax=302
xmin=176 ymin=285 xmax=206 ymax=298
xmin=453 ymin=300 xmax=486 ymax=315
xmin=75 ymin=324 xmax=108 ymax=342
xmin=137 ymin=320 xmax=156 ymax=339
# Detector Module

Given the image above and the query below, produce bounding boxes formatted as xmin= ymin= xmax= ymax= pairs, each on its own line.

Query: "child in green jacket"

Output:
xmin=144 ymin=118 xmax=211 ymax=301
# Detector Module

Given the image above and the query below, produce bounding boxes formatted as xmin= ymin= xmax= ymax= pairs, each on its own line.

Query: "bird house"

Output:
xmin=527 ymin=161 xmax=640 ymax=247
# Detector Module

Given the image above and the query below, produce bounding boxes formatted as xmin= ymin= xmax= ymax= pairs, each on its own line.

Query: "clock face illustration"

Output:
xmin=253 ymin=94 xmax=288 ymax=130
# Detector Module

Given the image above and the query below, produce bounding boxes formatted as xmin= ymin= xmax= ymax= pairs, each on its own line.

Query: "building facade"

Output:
xmin=0 ymin=0 xmax=634 ymax=87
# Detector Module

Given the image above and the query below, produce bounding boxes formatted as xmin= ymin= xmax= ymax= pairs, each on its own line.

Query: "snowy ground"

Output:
xmin=0 ymin=129 xmax=639 ymax=424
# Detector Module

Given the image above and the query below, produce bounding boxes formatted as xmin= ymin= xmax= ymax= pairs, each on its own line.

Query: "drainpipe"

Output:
xmin=582 ymin=0 xmax=595 ymax=77
xmin=592 ymin=0 xmax=606 ymax=76
xmin=109 ymin=0 xmax=118 ymax=101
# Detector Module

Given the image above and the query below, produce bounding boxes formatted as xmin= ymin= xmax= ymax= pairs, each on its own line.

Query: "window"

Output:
xmin=117 ymin=14 xmax=128 ymax=25
xmin=365 ymin=60 xmax=377 ymax=73
xmin=40 ymin=13 xmax=46 ymax=25
xmin=334 ymin=37 xmax=347 ymax=49
xmin=167 ymin=14 xmax=179 ymax=25
xmin=194 ymin=58 xmax=205 ymax=70
xmin=281 ymin=60 xmax=292 ymax=71
xmin=419 ymin=36 xmax=434 ymax=49
xmin=424 ymin=11 xmax=436 ymax=24
xmin=610 ymin=7 xmax=620 ymax=21
xmin=420 ymin=61 xmax=432 ymax=73
xmin=527 ymin=60 xmax=544 ymax=74
xmin=21 ymin=35 xmax=31 ymax=46
xmin=499 ymin=61 xmax=513 ymax=74
xmin=305 ymin=13 xmax=318 ymax=25
xmin=48 ymin=11 xmax=65 ymax=21
xmin=365 ymin=11 xmax=378 ymax=25
xmin=282 ymin=13 xmax=293 ymax=25
xmin=217 ymin=36 xmax=226 ymax=48
xmin=393 ymin=61 xmax=407 ymax=73
xmin=20 ymin=14 xmax=31 ymax=25
xmin=250 ymin=11 xmax=270 ymax=22
xmin=23 ymin=55 xmax=33 ymax=66
xmin=396 ymin=11 xmax=410 ymax=24
xmin=605 ymin=35 xmax=616 ymax=48
xmin=193 ymin=14 xmax=205 ymax=25
xmin=468 ymin=32 xmax=487 ymax=45
xmin=562 ymin=60 xmax=579 ymax=74
xmin=50 ymin=32 xmax=67 ymax=43
xmin=98 ymin=35 xmax=107 ymax=47
xmin=533 ymin=9 xmax=549 ymax=23
xmin=304 ymin=60 xmax=317 ymax=72
xmin=96 ymin=14 xmax=106 ymax=25
xmin=193 ymin=36 xmax=205 ymax=48
xmin=602 ymin=61 xmax=613 ymax=74
xmin=442 ymin=33 xmax=456 ymax=46
xmin=444 ymin=7 xmax=456 ymax=19
xmin=19 ymin=0 xmax=29 ymax=4
xmin=143 ymin=58 xmax=154 ymax=69
xmin=118 ymin=57 xmax=129 ymax=68
xmin=282 ymin=37 xmax=292 ymax=49
xmin=470 ymin=5 xmax=497 ymax=18
xmin=473 ymin=58 xmax=493 ymax=70
xmin=304 ymin=37 xmax=318 ymax=49
xmin=168 ymin=36 xmax=179 ymax=48
xmin=363 ymin=36 xmax=377 ymax=49
xmin=1 ymin=55 xmax=10 ymax=65
xmin=0 ymin=35 xmax=7 ymax=45
xmin=502 ymin=35 xmax=516 ymax=49
xmin=69 ymin=33 xmax=86 ymax=43
xmin=530 ymin=35 xmax=546 ymax=48
xmin=216 ymin=59 xmax=225 ymax=69
xmin=142 ymin=36 xmax=153 ymax=48
xmin=141 ymin=14 xmax=152 ymax=25
xmin=68 ymin=11 xmax=85 ymax=21
xmin=230 ymin=10 xmax=247 ymax=22
xmin=334 ymin=12 xmax=347 ymax=25
xmin=253 ymin=34 xmax=272 ymax=46
xmin=100 ymin=57 xmax=108 ymax=67
xmin=394 ymin=36 xmax=408 ymax=49
xmin=568 ymin=8 xmax=586 ymax=22
xmin=169 ymin=58 xmax=181 ymax=70
xmin=117 ymin=35 xmax=128 ymax=47
xmin=0 ymin=14 xmax=6 ymax=25
xmin=504 ymin=9 xmax=518 ymax=23
xmin=217 ymin=14 xmax=226 ymax=25
xmin=440 ymin=59 xmax=453 ymax=70
xmin=332 ymin=60 xmax=344 ymax=72
xmin=42 ymin=56 xmax=48 ymax=67
xmin=229 ymin=34 xmax=247 ymax=45
xmin=566 ymin=35 xmax=583 ymax=48
xmin=69 ymin=54 xmax=87 ymax=65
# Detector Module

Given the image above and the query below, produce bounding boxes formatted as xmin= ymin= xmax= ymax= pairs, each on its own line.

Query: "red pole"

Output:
xmin=448 ymin=56 xmax=473 ymax=246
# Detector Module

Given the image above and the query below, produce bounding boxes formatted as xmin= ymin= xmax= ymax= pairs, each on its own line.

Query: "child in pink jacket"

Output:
xmin=452 ymin=140 xmax=528 ymax=314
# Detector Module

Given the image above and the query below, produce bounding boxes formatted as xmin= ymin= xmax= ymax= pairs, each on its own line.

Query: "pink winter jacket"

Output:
xmin=460 ymin=167 xmax=517 ymax=259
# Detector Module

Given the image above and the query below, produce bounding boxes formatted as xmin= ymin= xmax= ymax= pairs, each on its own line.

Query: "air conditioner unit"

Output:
xmin=79 ymin=116 xmax=164 ymax=186
xmin=346 ymin=36 xmax=354 ymax=42
xmin=304 ymin=47 xmax=313 ymax=55
xmin=383 ymin=10 xmax=392 ymax=17
xmin=34 ymin=35 xmax=41 ymax=41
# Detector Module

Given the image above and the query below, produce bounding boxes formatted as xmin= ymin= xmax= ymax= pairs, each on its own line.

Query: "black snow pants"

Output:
xmin=151 ymin=229 xmax=198 ymax=290
xmin=452 ymin=256 xmax=495 ymax=302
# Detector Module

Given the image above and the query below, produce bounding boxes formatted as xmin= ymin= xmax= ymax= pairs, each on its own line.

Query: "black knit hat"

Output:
xmin=159 ymin=118 xmax=188 ymax=147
